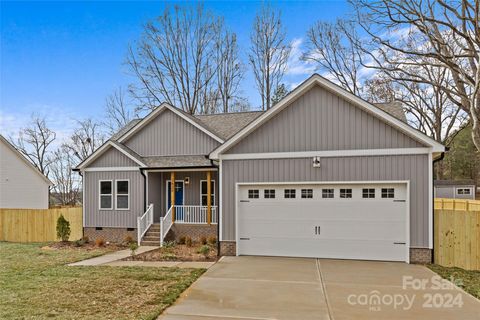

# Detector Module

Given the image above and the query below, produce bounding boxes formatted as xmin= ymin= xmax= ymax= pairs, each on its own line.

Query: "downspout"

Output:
xmin=72 ymin=168 xmax=83 ymax=237
xmin=431 ymin=150 xmax=446 ymax=264
xmin=140 ymin=168 xmax=147 ymax=212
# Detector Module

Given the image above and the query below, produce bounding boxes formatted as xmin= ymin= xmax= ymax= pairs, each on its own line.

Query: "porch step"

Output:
xmin=140 ymin=240 xmax=160 ymax=246
xmin=143 ymin=236 xmax=159 ymax=241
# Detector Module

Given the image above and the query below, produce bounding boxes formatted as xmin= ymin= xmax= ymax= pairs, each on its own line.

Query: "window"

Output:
xmin=322 ymin=189 xmax=334 ymax=198
xmin=362 ymin=188 xmax=375 ymax=199
xmin=99 ymin=180 xmax=112 ymax=210
xmin=248 ymin=189 xmax=259 ymax=199
xmin=381 ymin=188 xmax=395 ymax=198
xmin=201 ymin=180 xmax=215 ymax=205
xmin=284 ymin=189 xmax=296 ymax=198
xmin=301 ymin=189 xmax=313 ymax=199
xmin=264 ymin=189 xmax=275 ymax=199
xmin=340 ymin=189 xmax=352 ymax=198
xmin=457 ymin=188 xmax=471 ymax=195
xmin=116 ymin=180 xmax=129 ymax=210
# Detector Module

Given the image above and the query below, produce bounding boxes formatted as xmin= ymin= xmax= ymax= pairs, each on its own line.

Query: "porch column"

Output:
xmin=171 ymin=171 xmax=175 ymax=222
xmin=207 ymin=171 xmax=211 ymax=225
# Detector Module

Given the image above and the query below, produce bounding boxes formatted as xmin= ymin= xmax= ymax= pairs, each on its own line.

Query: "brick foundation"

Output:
xmin=84 ymin=227 xmax=136 ymax=243
xmin=219 ymin=241 xmax=236 ymax=256
xmin=166 ymin=224 xmax=217 ymax=242
xmin=409 ymin=248 xmax=432 ymax=264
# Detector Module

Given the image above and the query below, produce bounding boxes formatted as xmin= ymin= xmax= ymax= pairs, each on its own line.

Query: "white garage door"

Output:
xmin=237 ymin=183 xmax=408 ymax=262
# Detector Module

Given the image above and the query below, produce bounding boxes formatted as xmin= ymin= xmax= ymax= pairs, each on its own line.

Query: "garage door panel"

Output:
xmin=237 ymin=183 xmax=408 ymax=262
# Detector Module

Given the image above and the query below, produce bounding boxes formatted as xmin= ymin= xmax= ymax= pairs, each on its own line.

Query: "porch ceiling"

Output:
xmin=141 ymin=155 xmax=213 ymax=168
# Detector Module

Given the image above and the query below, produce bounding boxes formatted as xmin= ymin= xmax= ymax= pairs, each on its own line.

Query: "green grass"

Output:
xmin=428 ymin=264 xmax=480 ymax=299
xmin=0 ymin=242 xmax=205 ymax=319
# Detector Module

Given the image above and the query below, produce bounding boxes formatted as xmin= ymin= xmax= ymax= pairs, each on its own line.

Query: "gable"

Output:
xmin=124 ymin=108 xmax=221 ymax=156
xmin=89 ymin=147 xmax=139 ymax=168
xmin=226 ymin=85 xmax=425 ymax=154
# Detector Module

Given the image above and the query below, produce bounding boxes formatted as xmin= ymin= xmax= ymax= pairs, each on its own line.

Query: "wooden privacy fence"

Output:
xmin=434 ymin=198 xmax=480 ymax=270
xmin=0 ymin=207 xmax=83 ymax=242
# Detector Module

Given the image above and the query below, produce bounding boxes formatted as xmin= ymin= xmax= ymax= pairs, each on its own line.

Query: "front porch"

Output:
xmin=137 ymin=166 xmax=219 ymax=245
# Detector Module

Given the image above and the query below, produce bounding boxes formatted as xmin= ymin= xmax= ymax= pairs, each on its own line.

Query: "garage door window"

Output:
xmin=340 ymin=189 xmax=352 ymax=198
xmin=264 ymin=189 xmax=275 ymax=198
xmin=362 ymin=188 xmax=375 ymax=199
xmin=284 ymin=189 xmax=296 ymax=198
xmin=322 ymin=189 xmax=334 ymax=198
xmin=456 ymin=188 xmax=471 ymax=195
xmin=301 ymin=189 xmax=313 ymax=199
xmin=248 ymin=190 xmax=259 ymax=199
xmin=381 ymin=188 xmax=395 ymax=198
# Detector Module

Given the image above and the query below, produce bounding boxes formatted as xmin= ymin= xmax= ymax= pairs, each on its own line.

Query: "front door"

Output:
xmin=167 ymin=181 xmax=184 ymax=220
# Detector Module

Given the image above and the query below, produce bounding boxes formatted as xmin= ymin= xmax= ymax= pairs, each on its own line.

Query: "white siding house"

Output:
xmin=0 ymin=135 xmax=52 ymax=209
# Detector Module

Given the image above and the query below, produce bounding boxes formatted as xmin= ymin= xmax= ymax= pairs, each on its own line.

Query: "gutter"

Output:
xmin=431 ymin=150 xmax=446 ymax=264
xmin=139 ymin=168 xmax=147 ymax=212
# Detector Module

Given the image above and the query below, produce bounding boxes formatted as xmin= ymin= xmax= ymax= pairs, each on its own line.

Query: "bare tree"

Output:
xmin=49 ymin=146 xmax=81 ymax=206
xmin=303 ymin=19 xmax=364 ymax=95
xmin=127 ymin=4 xmax=223 ymax=114
xmin=105 ymin=87 xmax=135 ymax=135
xmin=64 ymin=119 xmax=105 ymax=162
xmin=351 ymin=0 xmax=480 ymax=151
xmin=217 ymin=30 xmax=244 ymax=113
xmin=10 ymin=115 xmax=56 ymax=176
xmin=249 ymin=4 xmax=291 ymax=110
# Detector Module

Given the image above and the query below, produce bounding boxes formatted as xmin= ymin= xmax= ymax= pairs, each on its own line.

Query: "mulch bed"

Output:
xmin=125 ymin=243 xmax=218 ymax=262
xmin=43 ymin=241 xmax=126 ymax=251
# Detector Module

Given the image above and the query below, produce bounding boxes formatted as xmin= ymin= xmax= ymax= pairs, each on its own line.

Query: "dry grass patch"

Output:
xmin=428 ymin=264 xmax=480 ymax=299
xmin=0 ymin=242 xmax=204 ymax=319
xmin=126 ymin=242 xmax=218 ymax=262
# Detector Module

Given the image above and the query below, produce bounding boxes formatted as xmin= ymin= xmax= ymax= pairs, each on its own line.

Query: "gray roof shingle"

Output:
xmin=374 ymin=102 xmax=407 ymax=123
xmin=141 ymin=155 xmax=212 ymax=168
xmin=194 ymin=111 xmax=264 ymax=140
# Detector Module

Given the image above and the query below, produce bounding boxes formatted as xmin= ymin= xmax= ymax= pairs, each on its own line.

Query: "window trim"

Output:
xmin=301 ymin=189 xmax=313 ymax=199
xmin=99 ymin=180 xmax=113 ymax=210
xmin=200 ymin=179 xmax=216 ymax=206
xmin=115 ymin=179 xmax=130 ymax=210
xmin=456 ymin=187 xmax=472 ymax=195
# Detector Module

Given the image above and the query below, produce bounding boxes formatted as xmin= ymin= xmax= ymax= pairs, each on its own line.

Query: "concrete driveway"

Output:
xmin=159 ymin=256 xmax=480 ymax=320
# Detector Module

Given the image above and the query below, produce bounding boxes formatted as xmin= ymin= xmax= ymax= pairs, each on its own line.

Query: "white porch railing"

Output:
xmin=160 ymin=205 xmax=174 ymax=246
xmin=137 ymin=203 xmax=154 ymax=245
xmin=174 ymin=205 xmax=218 ymax=224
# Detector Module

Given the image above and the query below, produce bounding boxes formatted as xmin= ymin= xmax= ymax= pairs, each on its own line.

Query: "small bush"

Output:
xmin=56 ymin=214 xmax=71 ymax=242
xmin=197 ymin=245 xmax=210 ymax=257
xmin=124 ymin=235 xmax=134 ymax=244
xmin=199 ymin=236 xmax=207 ymax=245
xmin=95 ymin=238 xmax=105 ymax=247
xmin=207 ymin=236 xmax=217 ymax=245
xmin=163 ymin=253 xmax=177 ymax=261
xmin=178 ymin=236 xmax=186 ymax=245
xmin=185 ymin=236 xmax=192 ymax=247
xmin=81 ymin=236 xmax=89 ymax=243
xmin=73 ymin=239 xmax=83 ymax=247
xmin=129 ymin=242 xmax=139 ymax=256
xmin=163 ymin=241 xmax=176 ymax=248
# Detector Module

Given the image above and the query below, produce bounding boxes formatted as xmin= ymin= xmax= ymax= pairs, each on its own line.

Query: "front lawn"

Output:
xmin=428 ymin=264 xmax=480 ymax=299
xmin=0 ymin=242 xmax=205 ymax=319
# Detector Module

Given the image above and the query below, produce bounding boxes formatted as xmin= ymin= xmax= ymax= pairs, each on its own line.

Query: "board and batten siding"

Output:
xmin=226 ymin=85 xmax=424 ymax=154
xmin=221 ymin=154 xmax=430 ymax=248
xmin=89 ymin=147 xmax=139 ymax=168
xmin=147 ymin=171 xmax=219 ymax=220
xmin=84 ymin=171 xmax=144 ymax=228
xmin=124 ymin=109 xmax=220 ymax=156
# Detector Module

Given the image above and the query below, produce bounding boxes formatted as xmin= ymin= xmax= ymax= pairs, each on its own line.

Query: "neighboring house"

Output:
xmin=0 ymin=135 xmax=52 ymax=209
xmin=434 ymin=180 xmax=476 ymax=200
xmin=75 ymin=74 xmax=445 ymax=264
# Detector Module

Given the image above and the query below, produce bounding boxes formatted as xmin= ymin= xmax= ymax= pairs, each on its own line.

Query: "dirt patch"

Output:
xmin=125 ymin=243 xmax=218 ymax=262
xmin=43 ymin=241 xmax=126 ymax=251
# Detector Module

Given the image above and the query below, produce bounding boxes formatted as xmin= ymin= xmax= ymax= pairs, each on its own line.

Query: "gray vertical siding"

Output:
xmin=147 ymin=171 xmax=219 ymax=220
xmin=89 ymin=147 xmax=139 ymax=167
xmin=84 ymin=170 xmax=145 ymax=228
xmin=124 ymin=109 xmax=221 ymax=156
xmin=227 ymin=85 xmax=424 ymax=154
xmin=434 ymin=186 xmax=475 ymax=200
xmin=221 ymin=154 xmax=430 ymax=248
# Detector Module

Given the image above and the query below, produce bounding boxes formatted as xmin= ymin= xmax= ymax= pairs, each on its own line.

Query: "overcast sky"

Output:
xmin=0 ymin=1 xmax=350 ymax=141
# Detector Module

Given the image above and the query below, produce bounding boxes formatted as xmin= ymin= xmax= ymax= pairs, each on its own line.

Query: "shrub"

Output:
xmin=178 ymin=236 xmax=186 ymax=245
xmin=95 ymin=238 xmax=105 ymax=247
xmin=207 ymin=236 xmax=217 ymax=245
xmin=129 ymin=242 xmax=139 ymax=256
xmin=185 ymin=236 xmax=193 ymax=247
xmin=199 ymin=236 xmax=207 ymax=245
xmin=163 ymin=241 xmax=176 ymax=248
xmin=56 ymin=214 xmax=71 ymax=242
xmin=197 ymin=245 xmax=210 ymax=257
xmin=82 ymin=236 xmax=89 ymax=243
xmin=124 ymin=235 xmax=134 ymax=244
xmin=163 ymin=253 xmax=177 ymax=261
xmin=73 ymin=239 xmax=83 ymax=247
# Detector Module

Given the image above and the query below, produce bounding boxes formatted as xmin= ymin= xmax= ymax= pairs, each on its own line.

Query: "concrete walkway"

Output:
xmin=68 ymin=246 xmax=158 ymax=266
xmin=159 ymin=256 xmax=480 ymax=320
xmin=104 ymin=260 xmax=215 ymax=269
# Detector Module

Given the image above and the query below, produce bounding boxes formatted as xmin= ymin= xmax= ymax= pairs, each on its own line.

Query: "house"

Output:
xmin=75 ymin=74 xmax=445 ymax=264
xmin=0 ymin=135 xmax=52 ymax=209
xmin=434 ymin=180 xmax=476 ymax=200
